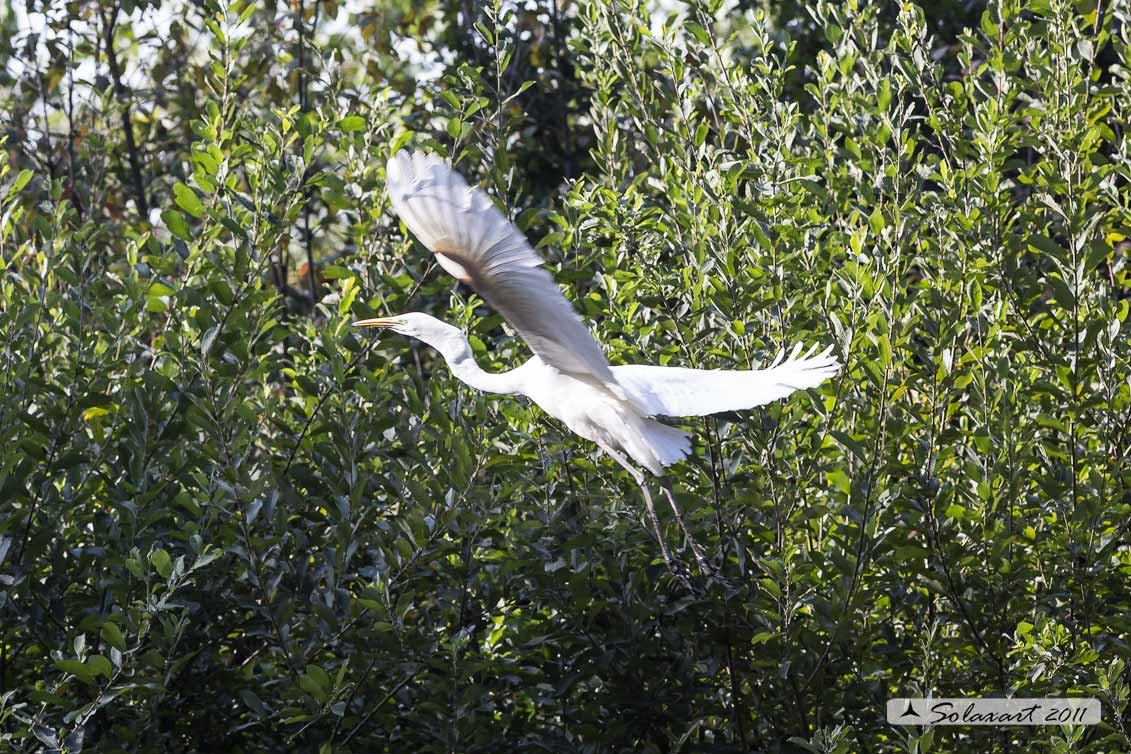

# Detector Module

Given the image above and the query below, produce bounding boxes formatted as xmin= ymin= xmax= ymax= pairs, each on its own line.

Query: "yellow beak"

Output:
xmin=351 ymin=317 xmax=399 ymax=329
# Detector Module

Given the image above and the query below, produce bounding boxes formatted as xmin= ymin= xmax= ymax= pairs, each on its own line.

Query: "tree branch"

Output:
xmin=101 ymin=3 xmax=148 ymax=216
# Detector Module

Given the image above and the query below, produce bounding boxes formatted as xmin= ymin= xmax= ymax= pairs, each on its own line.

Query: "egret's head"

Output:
xmin=352 ymin=312 xmax=466 ymax=353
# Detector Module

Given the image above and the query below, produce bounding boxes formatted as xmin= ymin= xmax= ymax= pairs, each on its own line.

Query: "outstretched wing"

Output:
xmin=386 ymin=151 xmax=615 ymax=386
xmin=613 ymin=343 xmax=840 ymax=418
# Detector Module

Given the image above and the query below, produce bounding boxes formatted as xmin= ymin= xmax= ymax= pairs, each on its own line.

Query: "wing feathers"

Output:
xmin=613 ymin=344 xmax=840 ymax=418
xmin=386 ymin=151 xmax=616 ymax=386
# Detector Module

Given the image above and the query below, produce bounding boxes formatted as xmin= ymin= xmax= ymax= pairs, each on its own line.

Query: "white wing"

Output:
xmin=613 ymin=343 xmax=840 ymax=417
xmin=386 ymin=151 xmax=616 ymax=386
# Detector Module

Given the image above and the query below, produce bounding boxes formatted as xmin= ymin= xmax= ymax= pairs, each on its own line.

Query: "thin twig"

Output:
xmin=101 ymin=2 xmax=148 ymax=216
xmin=339 ymin=669 xmax=420 ymax=746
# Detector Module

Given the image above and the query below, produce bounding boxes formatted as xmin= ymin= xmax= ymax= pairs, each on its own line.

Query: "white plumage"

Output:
xmin=612 ymin=342 xmax=838 ymax=418
xmin=357 ymin=151 xmax=841 ymax=579
xmin=386 ymin=151 xmax=621 ymax=392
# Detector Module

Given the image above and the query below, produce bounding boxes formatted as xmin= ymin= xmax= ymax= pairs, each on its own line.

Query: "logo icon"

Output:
xmin=898 ymin=701 xmax=920 ymax=720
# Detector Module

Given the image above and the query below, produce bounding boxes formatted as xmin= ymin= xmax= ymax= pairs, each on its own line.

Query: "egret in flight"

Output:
xmin=355 ymin=151 xmax=839 ymax=579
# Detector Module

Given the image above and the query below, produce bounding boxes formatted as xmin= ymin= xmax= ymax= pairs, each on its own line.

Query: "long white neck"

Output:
xmin=430 ymin=334 xmax=521 ymax=395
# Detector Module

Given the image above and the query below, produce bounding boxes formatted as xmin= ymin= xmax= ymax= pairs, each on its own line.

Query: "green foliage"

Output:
xmin=2 ymin=0 xmax=1130 ymax=751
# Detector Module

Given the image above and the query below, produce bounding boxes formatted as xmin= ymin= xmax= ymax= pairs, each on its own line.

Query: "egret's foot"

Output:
xmin=682 ymin=535 xmax=713 ymax=577
xmin=705 ymin=569 xmax=738 ymax=593
xmin=665 ymin=556 xmax=697 ymax=592
xmin=659 ymin=479 xmax=713 ymax=577
xmin=680 ymin=553 xmax=734 ymax=593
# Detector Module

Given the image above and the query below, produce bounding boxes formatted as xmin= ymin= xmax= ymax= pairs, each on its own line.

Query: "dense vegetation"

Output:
xmin=2 ymin=0 xmax=1130 ymax=751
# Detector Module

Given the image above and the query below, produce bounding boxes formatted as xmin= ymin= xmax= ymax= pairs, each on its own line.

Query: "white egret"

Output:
xmin=355 ymin=151 xmax=840 ymax=579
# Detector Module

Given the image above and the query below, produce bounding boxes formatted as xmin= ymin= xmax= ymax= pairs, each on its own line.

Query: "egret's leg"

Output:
xmin=659 ymin=477 xmax=711 ymax=574
xmin=596 ymin=442 xmax=686 ymax=583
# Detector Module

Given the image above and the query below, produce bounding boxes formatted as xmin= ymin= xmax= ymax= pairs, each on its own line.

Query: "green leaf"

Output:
xmin=945 ymin=504 xmax=966 ymax=520
xmin=87 ymin=655 xmax=113 ymax=679
xmin=306 ymin=664 xmax=331 ymax=690
xmin=321 ymin=264 xmax=353 ymax=280
xmin=240 ymin=688 xmax=268 ymax=715
xmin=339 ymin=115 xmax=366 ymax=132
xmin=148 ymin=280 xmax=176 ymax=298
xmin=10 ymin=169 xmax=34 ymax=195
xmin=82 ymin=406 xmax=110 ymax=422
xmin=174 ymin=183 xmax=205 ymax=218
xmin=980 ymin=9 xmax=999 ymax=38
xmin=876 ymin=334 xmax=892 ymax=368
xmin=826 ymin=468 xmax=851 ymax=495
xmin=55 ymin=659 xmax=96 ymax=682
xmin=162 ymin=209 xmax=191 ymax=240
xmin=192 ymin=149 xmax=219 ymax=176
xmin=299 ymin=672 xmax=328 ymax=702
xmin=125 ymin=557 xmax=146 ymax=578
xmin=201 ymin=325 xmax=221 ymax=357
xmin=150 ymin=548 xmax=173 ymax=579
xmin=751 ymin=631 xmax=775 ymax=647
xmin=101 ymin=622 xmax=126 ymax=652
xmin=1035 ymin=414 xmax=1067 ymax=432
xmin=1026 ymin=234 xmax=1062 ymax=257
xmin=868 ymin=206 xmax=885 ymax=235
xmin=877 ymin=78 xmax=892 ymax=111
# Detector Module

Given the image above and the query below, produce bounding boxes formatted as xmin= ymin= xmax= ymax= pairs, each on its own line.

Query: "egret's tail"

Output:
xmin=587 ymin=393 xmax=692 ymax=475
xmin=636 ymin=419 xmax=692 ymax=474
